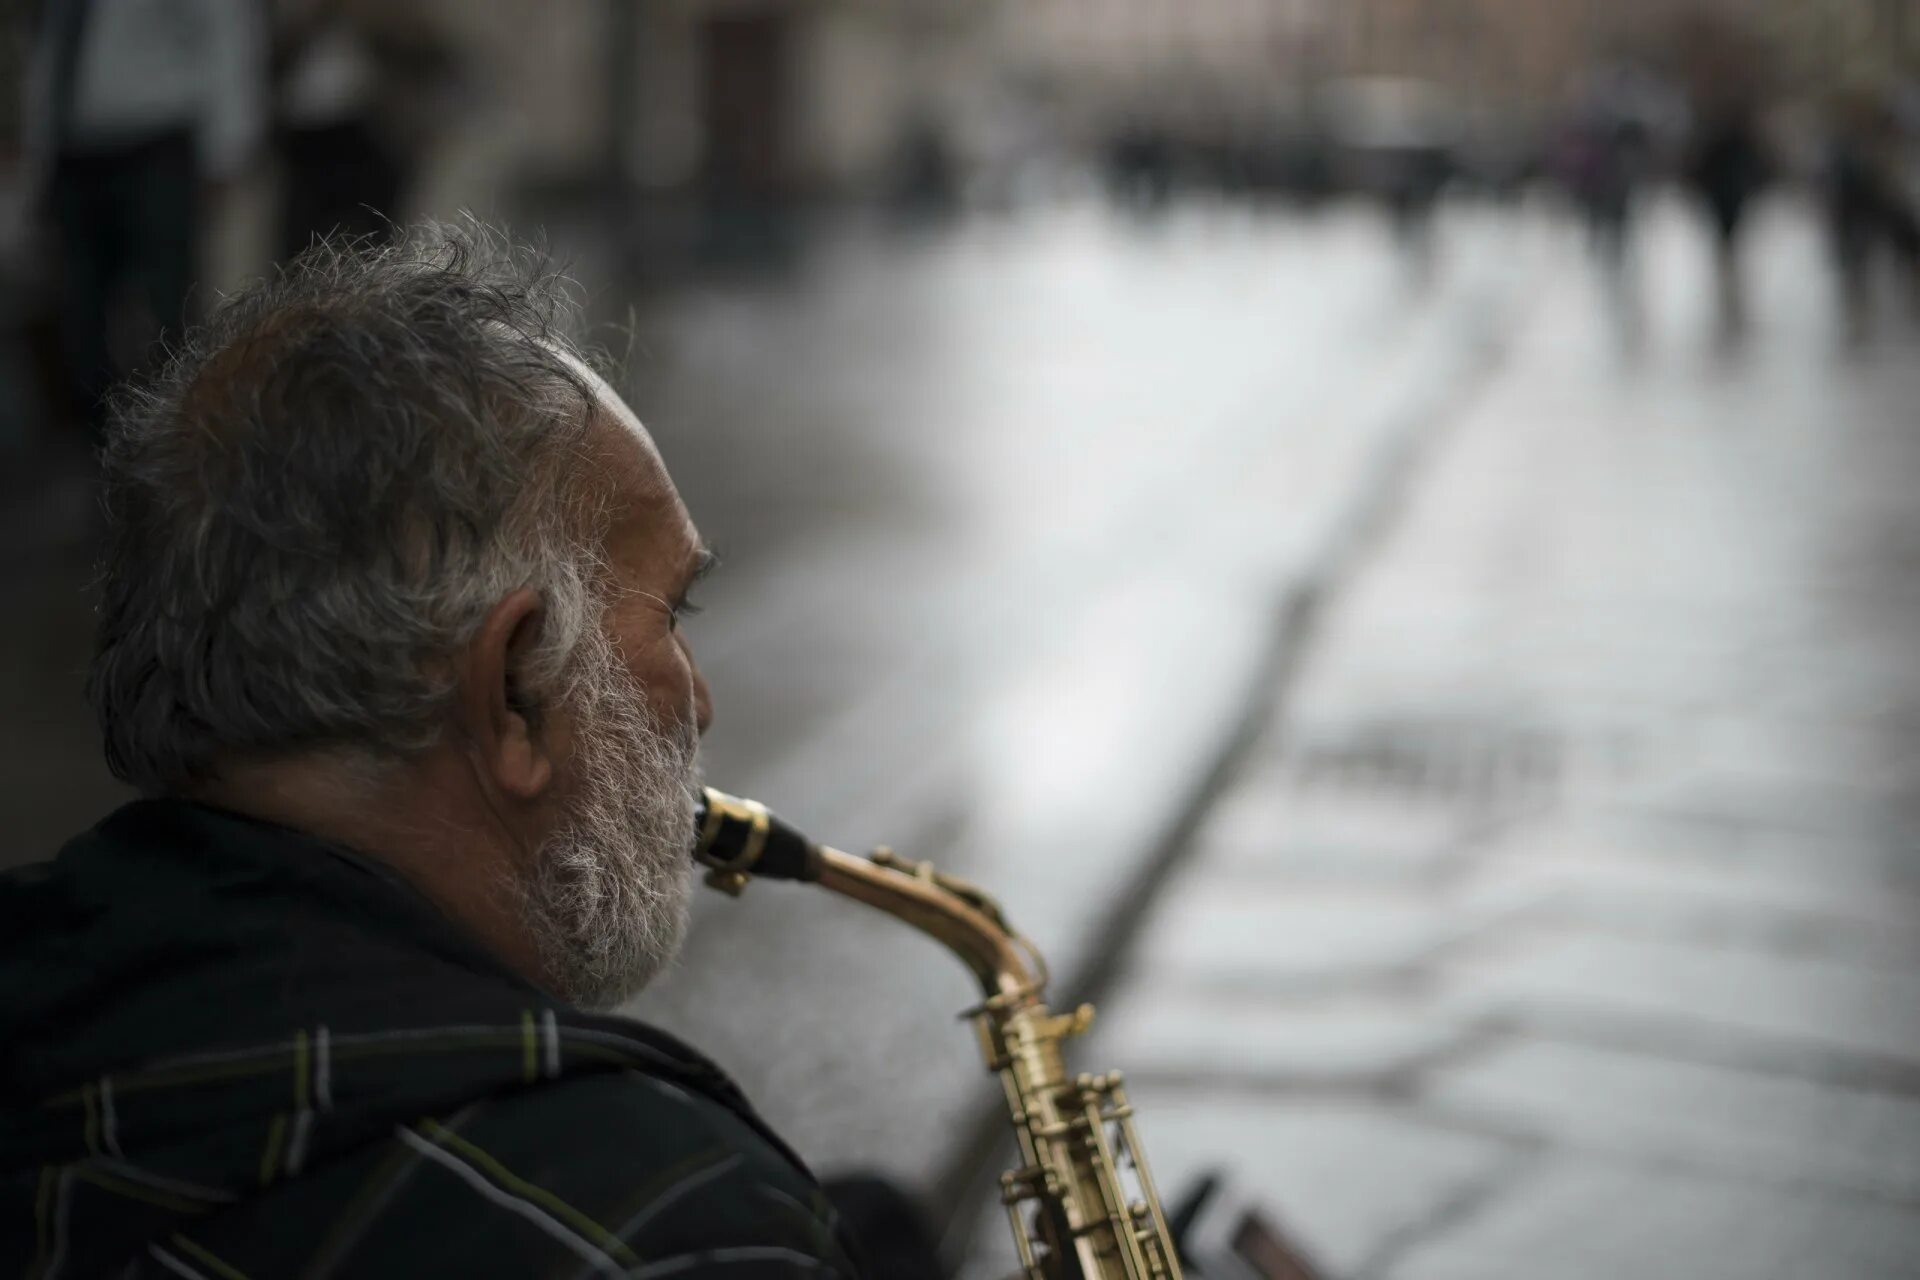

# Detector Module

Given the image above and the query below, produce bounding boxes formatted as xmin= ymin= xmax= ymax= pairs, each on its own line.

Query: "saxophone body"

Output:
xmin=693 ymin=787 xmax=1184 ymax=1280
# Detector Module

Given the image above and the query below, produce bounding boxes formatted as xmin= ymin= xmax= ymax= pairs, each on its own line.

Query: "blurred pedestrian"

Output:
xmin=272 ymin=0 xmax=459 ymax=262
xmin=1823 ymin=87 xmax=1920 ymax=336
xmin=20 ymin=0 xmax=266 ymax=437
xmin=1383 ymin=142 xmax=1449 ymax=282
xmin=1553 ymin=67 xmax=1664 ymax=351
xmin=1557 ymin=110 xmax=1643 ymax=271
xmin=884 ymin=109 xmax=958 ymax=226
xmin=1684 ymin=105 xmax=1770 ymax=337
xmin=1106 ymin=118 xmax=1175 ymax=211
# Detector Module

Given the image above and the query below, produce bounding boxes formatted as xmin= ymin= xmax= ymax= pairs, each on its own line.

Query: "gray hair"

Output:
xmin=89 ymin=223 xmax=613 ymax=792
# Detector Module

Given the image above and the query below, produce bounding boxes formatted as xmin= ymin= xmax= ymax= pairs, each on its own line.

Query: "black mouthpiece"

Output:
xmin=692 ymin=788 xmax=820 ymax=883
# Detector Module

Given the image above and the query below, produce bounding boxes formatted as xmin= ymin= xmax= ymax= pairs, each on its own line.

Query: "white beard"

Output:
xmin=520 ymin=624 xmax=698 ymax=1010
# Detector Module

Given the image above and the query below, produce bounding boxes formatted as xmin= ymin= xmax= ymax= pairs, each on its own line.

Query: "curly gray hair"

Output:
xmin=89 ymin=223 xmax=613 ymax=792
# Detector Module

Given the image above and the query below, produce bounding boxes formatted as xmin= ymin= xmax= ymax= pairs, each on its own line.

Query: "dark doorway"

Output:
xmin=701 ymin=11 xmax=793 ymax=211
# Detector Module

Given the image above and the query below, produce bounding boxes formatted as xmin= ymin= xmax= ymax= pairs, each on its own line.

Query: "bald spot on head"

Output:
xmin=564 ymin=355 xmax=683 ymax=537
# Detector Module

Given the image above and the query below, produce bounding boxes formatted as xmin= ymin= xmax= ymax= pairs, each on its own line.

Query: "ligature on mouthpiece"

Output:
xmin=692 ymin=787 xmax=821 ymax=892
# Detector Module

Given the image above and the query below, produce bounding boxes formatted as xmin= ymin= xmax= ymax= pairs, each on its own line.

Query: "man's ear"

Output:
xmin=457 ymin=587 xmax=554 ymax=802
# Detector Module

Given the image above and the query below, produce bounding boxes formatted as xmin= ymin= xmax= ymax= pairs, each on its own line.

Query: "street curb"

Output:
xmin=930 ymin=269 xmax=1520 ymax=1260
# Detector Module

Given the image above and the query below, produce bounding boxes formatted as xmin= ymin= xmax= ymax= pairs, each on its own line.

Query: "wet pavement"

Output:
xmin=614 ymin=201 xmax=1521 ymax=1195
xmin=998 ymin=198 xmax=1920 ymax=1279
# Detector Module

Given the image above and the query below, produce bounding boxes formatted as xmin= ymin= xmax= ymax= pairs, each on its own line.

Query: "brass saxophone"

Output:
xmin=693 ymin=787 xmax=1185 ymax=1280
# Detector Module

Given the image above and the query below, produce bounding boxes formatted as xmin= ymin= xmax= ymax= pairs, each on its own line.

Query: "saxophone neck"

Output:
xmin=692 ymin=787 xmax=1047 ymax=1002
xmin=813 ymin=843 xmax=1047 ymax=1003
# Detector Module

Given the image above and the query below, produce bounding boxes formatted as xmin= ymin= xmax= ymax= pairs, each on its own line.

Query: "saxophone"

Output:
xmin=693 ymin=787 xmax=1185 ymax=1280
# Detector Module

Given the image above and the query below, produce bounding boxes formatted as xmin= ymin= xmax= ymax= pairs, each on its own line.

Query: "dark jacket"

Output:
xmin=0 ymin=800 xmax=859 ymax=1278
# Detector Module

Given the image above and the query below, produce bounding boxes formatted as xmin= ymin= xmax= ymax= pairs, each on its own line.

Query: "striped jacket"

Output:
xmin=0 ymin=801 xmax=861 ymax=1278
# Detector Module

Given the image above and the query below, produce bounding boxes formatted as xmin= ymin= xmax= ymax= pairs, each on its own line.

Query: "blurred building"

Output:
xmin=1762 ymin=0 xmax=1919 ymax=91
xmin=1335 ymin=0 xmax=1656 ymax=107
xmin=1335 ymin=0 xmax=1917 ymax=100
xmin=388 ymin=0 xmax=989 ymax=213
xmin=11 ymin=0 xmax=1910 ymax=240
xmin=990 ymin=0 xmax=1312 ymax=116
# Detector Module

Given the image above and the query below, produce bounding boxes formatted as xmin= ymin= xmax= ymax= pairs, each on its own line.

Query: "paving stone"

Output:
xmin=1459 ymin=842 xmax=1920 ymax=969
xmin=1640 ymin=710 xmax=1917 ymax=801
xmin=1623 ymin=770 xmax=1919 ymax=850
xmin=1495 ymin=811 xmax=1920 ymax=905
xmin=1102 ymin=1093 xmax=1520 ymax=1278
xmin=1187 ymin=785 xmax=1469 ymax=883
xmin=1094 ymin=982 xmax=1474 ymax=1083
xmin=1271 ymin=205 xmax=1920 ymax=1278
xmin=1126 ymin=880 xmax=1486 ymax=989
xmin=1439 ymin=928 xmax=1920 ymax=1068
xmin=1422 ymin=1037 xmax=1920 ymax=1200
xmin=1389 ymin=1159 xmax=1920 ymax=1280
xmin=957 ymin=1093 xmax=1521 ymax=1280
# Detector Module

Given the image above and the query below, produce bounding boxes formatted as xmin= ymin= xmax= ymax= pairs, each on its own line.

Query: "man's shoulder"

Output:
xmin=171 ymin=1069 xmax=857 ymax=1279
xmin=413 ymin=1067 xmax=858 ymax=1273
xmin=488 ymin=1065 xmax=820 ymax=1195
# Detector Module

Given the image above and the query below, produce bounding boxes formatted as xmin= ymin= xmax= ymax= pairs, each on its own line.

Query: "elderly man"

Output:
xmin=0 ymin=228 xmax=864 ymax=1277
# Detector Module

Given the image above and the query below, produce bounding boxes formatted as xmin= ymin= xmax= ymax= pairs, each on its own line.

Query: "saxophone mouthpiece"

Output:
xmin=692 ymin=787 xmax=821 ymax=892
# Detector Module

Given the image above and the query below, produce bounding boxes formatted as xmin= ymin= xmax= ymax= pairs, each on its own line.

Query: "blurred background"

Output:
xmin=5 ymin=1 xmax=1920 ymax=1276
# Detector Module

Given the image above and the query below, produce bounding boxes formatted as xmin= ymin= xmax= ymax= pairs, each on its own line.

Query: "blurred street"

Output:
xmin=1049 ymin=198 xmax=1920 ymax=1279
